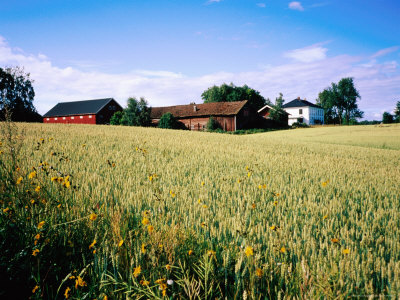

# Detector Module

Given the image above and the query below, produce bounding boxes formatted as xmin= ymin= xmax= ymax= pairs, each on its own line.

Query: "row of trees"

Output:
xmin=0 ymin=67 xmax=41 ymax=122
xmin=382 ymin=102 xmax=400 ymax=123
xmin=110 ymin=97 xmax=151 ymax=126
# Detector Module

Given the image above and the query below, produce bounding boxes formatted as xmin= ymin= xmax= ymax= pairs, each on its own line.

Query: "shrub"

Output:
xmin=291 ymin=122 xmax=309 ymax=128
xmin=158 ymin=112 xmax=176 ymax=129
xmin=206 ymin=117 xmax=221 ymax=131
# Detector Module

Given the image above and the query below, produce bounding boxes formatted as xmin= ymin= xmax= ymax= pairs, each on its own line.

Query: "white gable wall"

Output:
xmin=283 ymin=106 xmax=324 ymax=125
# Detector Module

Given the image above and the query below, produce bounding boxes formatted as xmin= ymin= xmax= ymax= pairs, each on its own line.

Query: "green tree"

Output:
xmin=110 ymin=111 xmax=124 ymax=125
xmin=158 ymin=112 xmax=176 ymax=129
xmin=269 ymin=93 xmax=288 ymax=126
xmin=382 ymin=112 xmax=394 ymax=124
xmin=394 ymin=101 xmax=400 ymax=123
xmin=120 ymin=97 xmax=151 ymax=126
xmin=316 ymin=77 xmax=363 ymax=125
xmin=0 ymin=67 xmax=41 ymax=122
xmin=206 ymin=116 xmax=220 ymax=131
xmin=201 ymin=83 xmax=267 ymax=111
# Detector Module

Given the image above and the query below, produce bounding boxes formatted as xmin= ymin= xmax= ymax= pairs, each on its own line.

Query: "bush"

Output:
xmin=206 ymin=117 xmax=220 ymax=131
xmin=110 ymin=111 xmax=124 ymax=125
xmin=291 ymin=122 xmax=309 ymax=128
xmin=158 ymin=112 xmax=176 ymax=129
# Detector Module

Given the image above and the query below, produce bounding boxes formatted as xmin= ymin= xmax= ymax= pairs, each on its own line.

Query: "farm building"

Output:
xmin=43 ymin=98 xmax=123 ymax=125
xmin=258 ymin=104 xmax=289 ymax=124
xmin=150 ymin=100 xmax=263 ymax=131
xmin=282 ymin=97 xmax=324 ymax=126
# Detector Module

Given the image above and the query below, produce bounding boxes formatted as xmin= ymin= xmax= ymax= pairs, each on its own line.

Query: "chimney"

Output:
xmin=297 ymin=96 xmax=300 ymax=100
xmin=193 ymin=105 xmax=197 ymax=112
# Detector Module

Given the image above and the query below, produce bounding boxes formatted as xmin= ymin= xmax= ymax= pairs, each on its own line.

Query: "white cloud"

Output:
xmin=284 ymin=45 xmax=328 ymax=63
xmin=256 ymin=3 xmax=266 ymax=8
xmin=289 ymin=1 xmax=304 ymax=11
xmin=371 ymin=46 xmax=399 ymax=59
xmin=0 ymin=36 xmax=399 ymax=120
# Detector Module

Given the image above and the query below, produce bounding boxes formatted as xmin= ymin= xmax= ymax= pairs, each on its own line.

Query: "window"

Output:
xmin=299 ymin=109 xmax=303 ymax=115
xmin=55 ymin=118 xmax=58 ymax=120
xmin=89 ymin=115 xmax=92 ymax=118
xmin=46 ymin=118 xmax=49 ymax=121
xmin=80 ymin=116 xmax=83 ymax=119
xmin=244 ymin=110 xmax=249 ymax=117
xmin=71 ymin=117 xmax=74 ymax=119
xmin=63 ymin=117 xmax=66 ymax=120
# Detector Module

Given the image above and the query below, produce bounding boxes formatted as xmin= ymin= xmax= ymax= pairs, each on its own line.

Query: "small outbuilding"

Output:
xmin=43 ymin=98 xmax=123 ymax=125
xmin=150 ymin=100 xmax=262 ymax=131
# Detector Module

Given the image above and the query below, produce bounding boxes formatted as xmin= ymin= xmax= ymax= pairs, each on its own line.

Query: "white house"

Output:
xmin=282 ymin=98 xmax=324 ymax=126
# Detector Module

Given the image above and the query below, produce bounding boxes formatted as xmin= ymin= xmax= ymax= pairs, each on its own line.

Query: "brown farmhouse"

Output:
xmin=150 ymin=101 xmax=263 ymax=131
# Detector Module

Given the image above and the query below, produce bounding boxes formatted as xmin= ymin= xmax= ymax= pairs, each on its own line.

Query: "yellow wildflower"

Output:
xmin=32 ymin=249 xmax=40 ymax=256
xmin=147 ymin=225 xmax=154 ymax=233
xmin=342 ymin=248 xmax=350 ymax=255
xmin=256 ymin=268 xmax=263 ymax=278
xmin=143 ymin=210 xmax=150 ymax=217
xmin=258 ymin=185 xmax=262 ymax=189
xmin=280 ymin=247 xmax=287 ymax=254
xmin=169 ymin=190 xmax=176 ymax=198
xmin=35 ymin=186 xmax=41 ymax=192
xmin=141 ymin=243 xmax=146 ymax=254
xmin=245 ymin=246 xmax=254 ymax=257
xmin=275 ymin=193 xmax=280 ymax=197
xmin=89 ymin=213 xmax=97 ymax=221
xmin=3 ymin=207 xmax=10 ymax=213
xmin=165 ymin=264 xmax=172 ymax=271
xmin=273 ymin=200 xmax=278 ymax=206
xmin=201 ymin=222 xmax=207 ymax=228
xmin=140 ymin=279 xmax=150 ymax=286
xmin=63 ymin=180 xmax=71 ymax=188
xmin=64 ymin=287 xmax=71 ymax=299
xmin=162 ymin=289 xmax=167 ymax=296
xmin=198 ymin=199 xmax=202 ymax=203
xmin=118 ymin=239 xmax=124 ymax=247
xmin=323 ymin=215 xmax=328 ymax=220
xmin=262 ymin=184 xmax=266 ymax=189
xmin=16 ymin=177 xmax=23 ymax=185
xmin=188 ymin=249 xmax=194 ymax=255
xmin=57 ymin=204 xmax=61 ymax=208
xmin=51 ymin=177 xmax=57 ymax=182
xmin=103 ymin=295 xmax=108 ymax=300
xmin=247 ymin=172 xmax=251 ymax=177
xmin=133 ymin=265 xmax=141 ymax=277
xmin=89 ymin=239 xmax=96 ymax=249
xmin=331 ymin=238 xmax=339 ymax=243
xmin=251 ymin=203 xmax=256 ymax=209
xmin=207 ymin=250 xmax=216 ymax=257
xmin=155 ymin=278 xmax=165 ymax=284
xmin=202 ymin=204 xmax=208 ymax=209
xmin=34 ymin=233 xmax=41 ymax=240
xmin=32 ymin=285 xmax=39 ymax=293
xmin=37 ymin=221 xmax=45 ymax=229
xmin=148 ymin=175 xmax=153 ymax=182
xmin=142 ymin=217 xmax=150 ymax=225
xmin=75 ymin=276 xmax=87 ymax=288
xmin=237 ymin=179 xmax=241 ymax=183
xmin=30 ymin=199 xmax=35 ymax=204
xmin=322 ymin=180 xmax=329 ymax=187
xmin=201 ymin=181 xmax=205 ymax=186
xmin=270 ymin=225 xmax=277 ymax=231
xmin=57 ymin=177 xmax=64 ymax=183
xmin=28 ymin=171 xmax=36 ymax=179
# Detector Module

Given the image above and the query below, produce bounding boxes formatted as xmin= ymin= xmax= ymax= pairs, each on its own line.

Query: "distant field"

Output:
xmin=1 ymin=123 xmax=400 ymax=299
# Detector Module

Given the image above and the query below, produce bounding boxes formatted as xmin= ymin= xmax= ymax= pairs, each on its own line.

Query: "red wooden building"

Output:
xmin=150 ymin=100 xmax=263 ymax=131
xmin=43 ymin=98 xmax=123 ymax=125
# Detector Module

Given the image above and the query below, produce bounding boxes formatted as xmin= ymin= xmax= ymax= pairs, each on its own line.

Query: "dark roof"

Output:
xmin=150 ymin=101 xmax=248 ymax=119
xmin=43 ymin=98 xmax=121 ymax=117
xmin=282 ymin=99 xmax=322 ymax=109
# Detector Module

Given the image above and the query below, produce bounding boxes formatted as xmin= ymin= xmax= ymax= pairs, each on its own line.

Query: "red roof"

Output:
xmin=150 ymin=101 xmax=248 ymax=119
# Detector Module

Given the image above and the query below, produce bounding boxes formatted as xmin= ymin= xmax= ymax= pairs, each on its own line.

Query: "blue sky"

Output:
xmin=1 ymin=0 xmax=399 ymax=119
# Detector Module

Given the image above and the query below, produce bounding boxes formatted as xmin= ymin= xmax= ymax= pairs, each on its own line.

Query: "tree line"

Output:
xmin=2 ymin=65 xmax=400 ymax=126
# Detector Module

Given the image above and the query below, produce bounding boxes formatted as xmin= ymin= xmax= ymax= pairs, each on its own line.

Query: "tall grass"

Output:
xmin=1 ymin=122 xmax=400 ymax=299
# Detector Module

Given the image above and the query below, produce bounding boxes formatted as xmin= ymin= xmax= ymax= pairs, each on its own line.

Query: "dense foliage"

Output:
xmin=0 ymin=67 xmax=41 ymax=122
xmin=201 ymin=83 xmax=268 ymax=111
xmin=316 ymin=77 xmax=363 ymax=124
xmin=268 ymin=93 xmax=288 ymax=127
xmin=111 ymin=97 xmax=151 ymax=126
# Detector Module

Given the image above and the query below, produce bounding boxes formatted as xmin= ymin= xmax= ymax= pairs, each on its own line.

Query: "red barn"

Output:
xmin=43 ymin=98 xmax=123 ymax=125
xmin=150 ymin=100 xmax=263 ymax=131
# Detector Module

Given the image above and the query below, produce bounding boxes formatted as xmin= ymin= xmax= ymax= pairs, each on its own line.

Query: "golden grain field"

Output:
xmin=1 ymin=122 xmax=400 ymax=299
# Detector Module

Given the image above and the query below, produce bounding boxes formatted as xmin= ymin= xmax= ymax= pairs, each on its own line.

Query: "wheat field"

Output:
xmin=1 ymin=122 xmax=400 ymax=299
